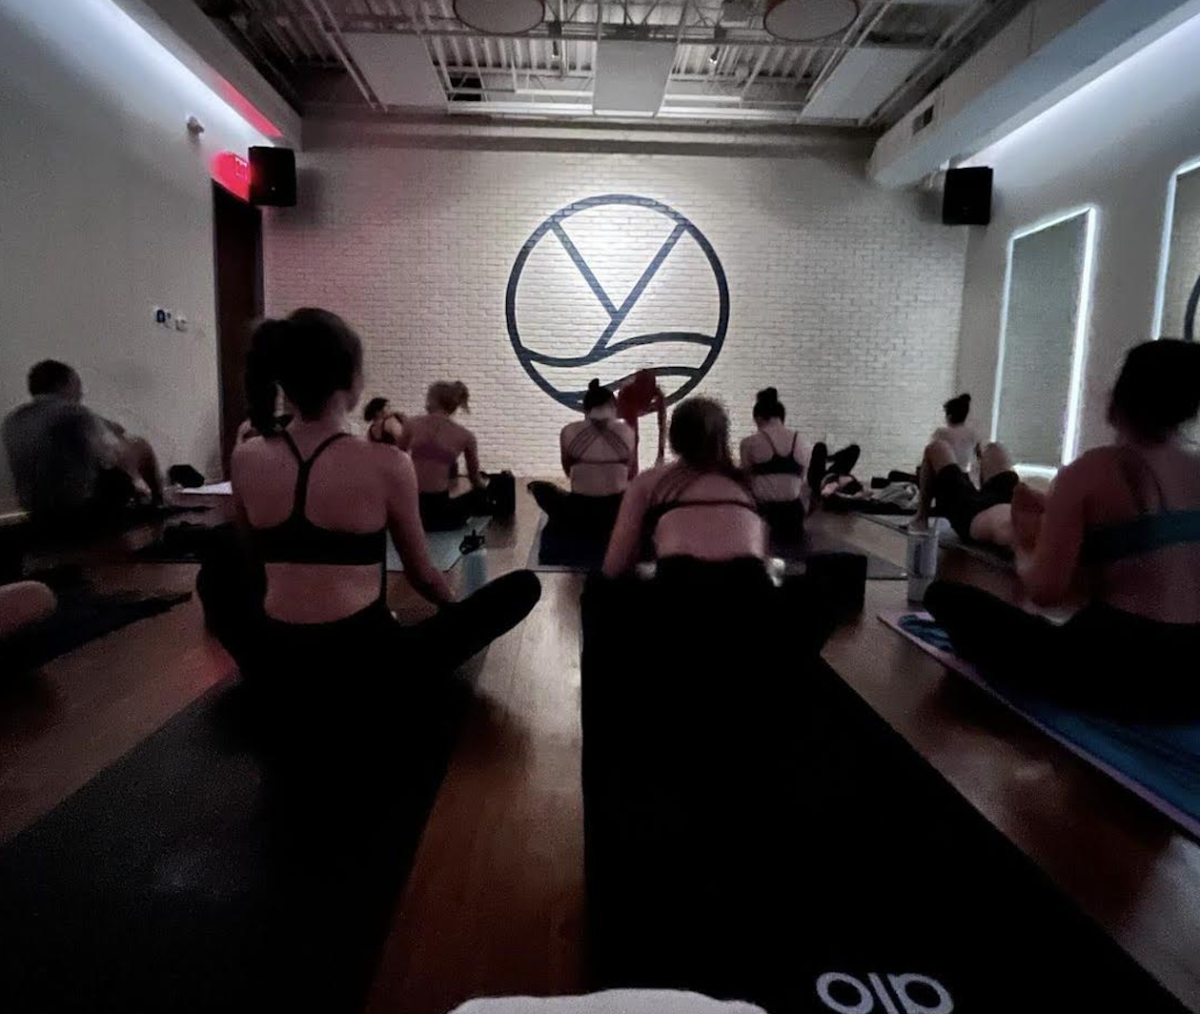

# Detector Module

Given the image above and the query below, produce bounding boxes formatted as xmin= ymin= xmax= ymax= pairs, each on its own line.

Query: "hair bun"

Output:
xmin=961 ymin=393 xmax=972 ymax=406
xmin=588 ymin=378 xmax=601 ymax=392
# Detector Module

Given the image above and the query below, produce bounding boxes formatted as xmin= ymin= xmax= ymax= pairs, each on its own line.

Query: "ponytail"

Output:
xmin=245 ymin=317 xmax=290 ymax=436
xmin=428 ymin=380 xmax=471 ymax=415
xmin=753 ymin=386 xmax=785 ymax=422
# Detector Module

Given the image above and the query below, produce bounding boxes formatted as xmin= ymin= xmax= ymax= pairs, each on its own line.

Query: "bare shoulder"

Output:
xmin=630 ymin=461 xmax=674 ymax=495
xmin=614 ymin=420 xmax=636 ymax=444
xmin=561 ymin=419 xmax=587 ymax=441
xmin=1053 ymin=447 xmax=1115 ymax=495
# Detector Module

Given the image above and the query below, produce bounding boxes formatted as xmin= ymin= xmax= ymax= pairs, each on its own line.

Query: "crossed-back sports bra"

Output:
xmin=1081 ymin=447 xmax=1200 ymax=566
xmin=644 ymin=468 xmax=760 ymax=532
xmin=250 ymin=432 xmax=388 ymax=594
xmin=749 ymin=432 xmax=803 ymax=478
xmin=565 ymin=422 xmax=631 ymax=468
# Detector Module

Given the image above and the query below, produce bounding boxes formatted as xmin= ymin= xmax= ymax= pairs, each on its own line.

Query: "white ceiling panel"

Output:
xmin=801 ymin=48 xmax=929 ymax=121
xmin=342 ymin=33 xmax=445 ymax=109
xmin=593 ymin=40 xmax=676 ymax=116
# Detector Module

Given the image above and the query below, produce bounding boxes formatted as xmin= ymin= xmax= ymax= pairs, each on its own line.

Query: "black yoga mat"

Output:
xmin=586 ymin=658 xmax=1187 ymax=1012
xmin=0 ymin=679 xmax=466 ymax=1014
xmin=0 ymin=576 xmax=190 ymax=672
xmin=528 ymin=516 xmax=610 ymax=573
xmin=786 ymin=530 xmax=907 ymax=580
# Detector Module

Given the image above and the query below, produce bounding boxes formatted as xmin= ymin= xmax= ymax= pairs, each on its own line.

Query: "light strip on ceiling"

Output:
xmin=69 ymin=0 xmax=281 ymax=140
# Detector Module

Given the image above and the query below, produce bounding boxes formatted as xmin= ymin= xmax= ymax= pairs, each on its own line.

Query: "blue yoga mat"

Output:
xmin=387 ymin=519 xmax=490 ymax=573
xmin=881 ymin=609 xmax=1200 ymax=841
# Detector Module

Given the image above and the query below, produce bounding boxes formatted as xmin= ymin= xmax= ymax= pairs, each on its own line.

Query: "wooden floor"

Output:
xmin=2 ymin=490 xmax=1199 ymax=1013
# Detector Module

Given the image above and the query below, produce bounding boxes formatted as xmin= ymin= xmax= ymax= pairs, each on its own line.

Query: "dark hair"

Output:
xmin=753 ymin=386 xmax=785 ymax=422
xmin=1108 ymin=340 xmax=1200 ymax=442
xmin=28 ymin=360 xmax=77 ymax=397
xmin=943 ymin=393 xmax=971 ymax=426
xmin=582 ymin=378 xmax=615 ymax=414
xmin=427 ymin=381 xmax=470 ymax=414
xmin=245 ymin=308 xmax=363 ymax=435
xmin=669 ymin=397 xmax=740 ymax=475
xmin=363 ymin=396 xmax=389 ymax=422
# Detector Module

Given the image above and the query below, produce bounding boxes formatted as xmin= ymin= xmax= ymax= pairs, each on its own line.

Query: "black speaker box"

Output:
xmin=249 ymin=146 xmax=296 ymax=207
xmin=942 ymin=166 xmax=992 ymax=226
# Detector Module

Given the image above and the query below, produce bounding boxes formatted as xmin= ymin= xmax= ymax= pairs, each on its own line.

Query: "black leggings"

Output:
xmin=759 ymin=499 xmax=805 ymax=544
xmin=418 ymin=489 xmax=491 ymax=532
xmin=925 ymin=581 xmax=1200 ymax=717
xmin=528 ymin=482 xmax=623 ymax=536
xmin=198 ymin=536 xmax=542 ymax=688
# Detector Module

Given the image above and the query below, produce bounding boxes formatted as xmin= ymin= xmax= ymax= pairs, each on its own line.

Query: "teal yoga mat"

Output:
xmin=387 ymin=519 xmax=490 ymax=573
xmin=881 ymin=609 xmax=1200 ymax=840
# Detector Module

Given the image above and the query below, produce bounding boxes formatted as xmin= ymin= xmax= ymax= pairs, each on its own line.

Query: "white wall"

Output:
xmin=265 ymin=130 xmax=967 ymax=478
xmin=0 ymin=0 xmax=271 ymax=508
xmin=957 ymin=8 xmax=1200 ymax=456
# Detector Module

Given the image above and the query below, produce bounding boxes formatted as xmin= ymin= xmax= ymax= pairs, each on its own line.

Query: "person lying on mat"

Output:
xmin=739 ymin=387 xmax=809 ymax=542
xmin=615 ymin=369 xmax=667 ymax=478
xmin=2 ymin=359 xmax=163 ymax=524
xmin=0 ymin=581 xmax=56 ymax=642
xmin=931 ymin=392 xmax=980 ymax=474
xmin=398 ymin=381 xmax=494 ymax=532
xmin=363 ymin=396 xmax=406 ymax=446
xmin=604 ymin=397 xmax=765 ymax=578
xmin=925 ymin=340 xmax=1200 ymax=711
xmin=208 ymin=307 xmax=540 ymax=683
xmin=528 ymin=379 xmax=634 ymax=534
xmin=912 ymin=439 xmax=1028 ymax=547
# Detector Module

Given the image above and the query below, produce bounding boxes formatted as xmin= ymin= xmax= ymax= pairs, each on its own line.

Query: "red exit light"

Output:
xmin=212 ymin=151 xmax=251 ymax=201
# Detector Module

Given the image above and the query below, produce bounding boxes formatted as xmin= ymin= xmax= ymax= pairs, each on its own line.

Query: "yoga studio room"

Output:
xmin=5 ymin=0 xmax=1200 ymax=1011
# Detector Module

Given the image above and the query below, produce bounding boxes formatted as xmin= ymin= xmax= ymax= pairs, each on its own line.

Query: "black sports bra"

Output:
xmin=749 ymin=432 xmax=803 ymax=478
xmin=250 ymin=431 xmax=388 ymax=577
xmin=644 ymin=468 xmax=760 ymax=530
xmin=565 ymin=422 xmax=631 ymax=468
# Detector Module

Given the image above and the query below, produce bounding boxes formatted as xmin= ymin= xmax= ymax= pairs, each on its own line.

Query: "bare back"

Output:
xmin=1025 ymin=442 xmax=1200 ymax=623
xmin=232 ymin=425 xmax=449 ymax=622
xmin=604 ymin=463 xmax=765 ymax=576
xmin=401 ymin=414 xmax=477 ymax=493
xmin=561 ymin=419 xmax=634 ymax=497
xmin=739 ymin=422 xmax=809 ymax=504
xmin=1079 ymin=443 xmax=1200 ymax=622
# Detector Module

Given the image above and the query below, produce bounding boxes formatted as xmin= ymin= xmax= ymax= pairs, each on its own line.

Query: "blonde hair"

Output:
xmin=427 ymin=380 xmax=470 ymax=415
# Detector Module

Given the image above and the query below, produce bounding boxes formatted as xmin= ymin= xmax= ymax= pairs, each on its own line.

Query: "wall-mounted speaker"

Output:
xmin=249 ymin=146 xmax=296 ymax=207
xmin=942 ymin=166 xmax=992 ymax=226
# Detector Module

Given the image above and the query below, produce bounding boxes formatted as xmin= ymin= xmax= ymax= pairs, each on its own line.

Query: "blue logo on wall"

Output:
xmin=506 ymin=194 xmax=729 ymax=410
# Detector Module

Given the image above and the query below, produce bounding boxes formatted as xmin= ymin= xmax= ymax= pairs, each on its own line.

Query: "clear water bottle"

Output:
xmin=905 ymin=523 xmax=940 ymax=604
xmin=460 ymin=529 xmax=487 ymax=596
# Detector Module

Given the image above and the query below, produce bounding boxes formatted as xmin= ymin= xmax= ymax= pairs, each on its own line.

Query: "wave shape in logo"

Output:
xmin=506 ymin=195 xmax=729 ymax=410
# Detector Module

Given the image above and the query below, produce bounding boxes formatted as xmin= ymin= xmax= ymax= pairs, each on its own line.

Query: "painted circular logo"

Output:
xmin=506 ymin=194 xmax=729 ymax=410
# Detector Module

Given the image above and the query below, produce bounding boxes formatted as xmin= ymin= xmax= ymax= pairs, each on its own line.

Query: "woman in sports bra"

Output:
xmin=926 ymin=340 xmax=1200 ymax=714
xmin=205 ymin=308 xmax=540 ymax=692
xmin=739 ymin=387 xmax=809 ymax=542
xmin=528 ymin=380 xmax=635 ymax=534
xmin=398 ymin=381 xmax=491 ymax=531
xmin=363 ymin=396 xmax=406 ymax=446
xmin=603 ymin=397 xmax=765 ymax=578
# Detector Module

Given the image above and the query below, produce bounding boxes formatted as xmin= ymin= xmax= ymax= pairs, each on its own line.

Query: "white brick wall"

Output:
xmin=264 ymin=139 xmax=967 ymax=478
